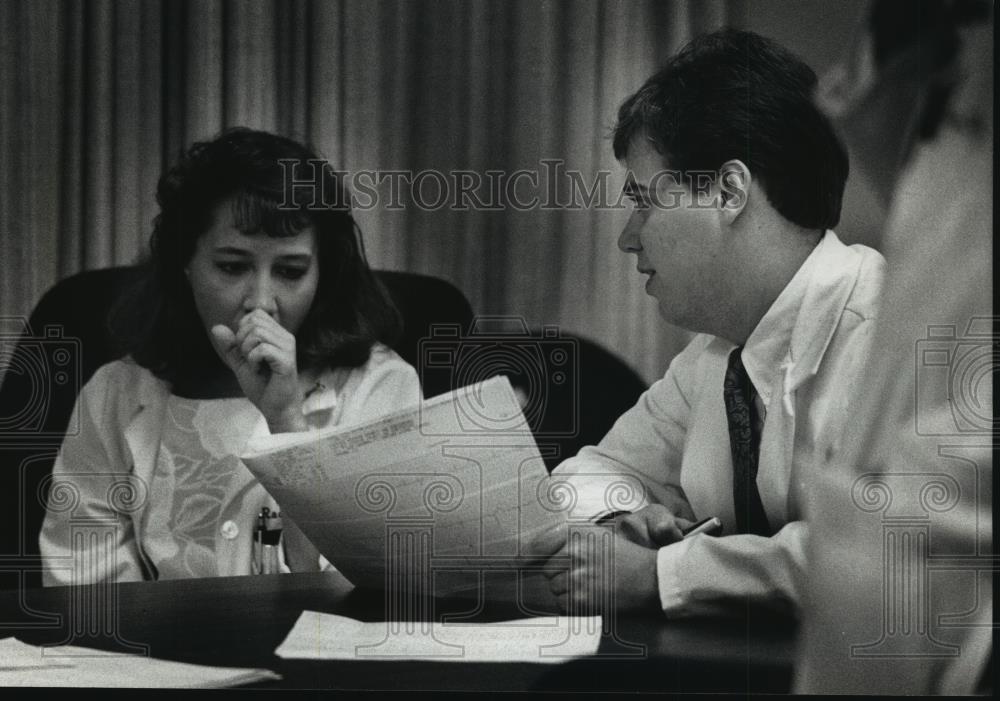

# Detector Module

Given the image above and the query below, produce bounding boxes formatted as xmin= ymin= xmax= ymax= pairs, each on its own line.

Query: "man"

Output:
xmin=796 ymin=0 xmax=993 ymax=693
xmin=533 ymin=29 xmax=885 ymax=616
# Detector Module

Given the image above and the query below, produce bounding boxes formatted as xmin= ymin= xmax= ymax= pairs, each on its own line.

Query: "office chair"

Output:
xmin=415 ymin=316 xmax=648 ymax=471
xmin=0 ymin=265 xmax=474 ymax=590
xmin=504 ymin=331 xmax=647 ymax=472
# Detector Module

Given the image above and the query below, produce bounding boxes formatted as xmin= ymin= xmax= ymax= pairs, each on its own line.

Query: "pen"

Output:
xmin=253 ymin=507 xmax=283 ymax=574
xmin=682 ymin=516 xmax=723 ymax=538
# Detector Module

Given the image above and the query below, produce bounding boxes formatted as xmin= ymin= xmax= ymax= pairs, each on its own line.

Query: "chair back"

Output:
xmin=502 ymin=331 xmax=647 ymax=471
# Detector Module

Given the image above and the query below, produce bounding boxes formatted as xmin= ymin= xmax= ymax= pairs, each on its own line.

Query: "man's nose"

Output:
xmin=243 ymin=273 xmax=278 ymax=316
xmin=618 ymin=212 xmax=642 ymax=253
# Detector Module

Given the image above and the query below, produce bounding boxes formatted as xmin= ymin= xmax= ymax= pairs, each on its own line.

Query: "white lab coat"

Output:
xmin=552 ymin=230 xmax=885 ymax=616
xmin=39 ymin=344 xmax=420 ymax=585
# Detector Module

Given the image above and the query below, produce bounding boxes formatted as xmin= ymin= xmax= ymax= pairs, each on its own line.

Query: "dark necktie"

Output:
xmin=723 ymin=347 xmax=771 ymax=536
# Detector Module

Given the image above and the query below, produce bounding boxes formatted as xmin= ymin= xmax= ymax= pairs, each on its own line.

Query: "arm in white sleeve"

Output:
xmin=656 ymin=520 xmax=808 ymax=617
xmin=39 ymin=366 xmax=147 ymax=586
xmin=550 ymin=337 xmax=708 ymax=522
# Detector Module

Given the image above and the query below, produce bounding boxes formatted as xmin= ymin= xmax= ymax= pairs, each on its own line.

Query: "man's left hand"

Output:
xmin=536 ymin=522 xmax=662 ymax=614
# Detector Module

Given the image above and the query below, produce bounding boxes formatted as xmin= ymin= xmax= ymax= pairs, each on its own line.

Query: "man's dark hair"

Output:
xmin=613 ymin=29 xmax=849 ymax=230
xmin=110 ymin=127 xmax=401 ymax=394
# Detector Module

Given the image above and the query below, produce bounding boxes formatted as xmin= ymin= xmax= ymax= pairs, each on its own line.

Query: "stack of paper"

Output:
xmin=0 ymin=638 xmax=280 ymax=687
xmin=275 ymin=610 xmax=602 ymax=663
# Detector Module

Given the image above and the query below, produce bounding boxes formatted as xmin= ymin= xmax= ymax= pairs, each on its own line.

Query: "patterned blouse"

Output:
xmin=40 ymin=344 xmax=422 ymax=585
xmin=142 ymin=394 xmax=272 ymax=579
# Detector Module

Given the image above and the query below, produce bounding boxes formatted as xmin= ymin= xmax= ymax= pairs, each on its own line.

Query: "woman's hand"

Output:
xmin=209 ymin=309 xmax=307 ymax=433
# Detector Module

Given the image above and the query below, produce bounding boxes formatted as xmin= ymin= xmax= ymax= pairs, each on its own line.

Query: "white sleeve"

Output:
xmin=39 ymin=366 xmax=147 ymax=586
xmin=656 ymin=521 xmax=807 ymax=616
xmin=549 ymin=339 xmax=706 ymax=522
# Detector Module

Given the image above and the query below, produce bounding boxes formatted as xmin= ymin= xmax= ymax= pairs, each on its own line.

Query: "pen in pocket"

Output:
xmin=252 ymin=507 xmax=283 ymax=574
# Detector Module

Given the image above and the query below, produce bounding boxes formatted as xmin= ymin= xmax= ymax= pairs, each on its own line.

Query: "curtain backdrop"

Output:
xmin=0 ymin=0 xmax=731 ymax=384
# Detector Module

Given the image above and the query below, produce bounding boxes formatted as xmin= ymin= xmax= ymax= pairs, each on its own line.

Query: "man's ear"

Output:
xmin=718 ymin=159 xmax=751 ymax=222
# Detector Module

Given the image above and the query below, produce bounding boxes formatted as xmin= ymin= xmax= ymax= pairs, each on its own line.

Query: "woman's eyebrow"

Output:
xmin=212 ymin=246 xmax=252 ymax=256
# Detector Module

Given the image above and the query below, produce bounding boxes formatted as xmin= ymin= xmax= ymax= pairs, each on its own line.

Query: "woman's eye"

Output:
xmin=215 ymin=262 xmax=248 ymax=275
xmin=629 ymin=195 xmax=649 ymax=210
xmin=276 ymin=266 xmax=308 ymax=281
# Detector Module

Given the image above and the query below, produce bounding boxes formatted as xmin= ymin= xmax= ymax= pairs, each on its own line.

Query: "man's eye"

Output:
xmin=629 ymin=195 xmax=650 ymax=210
xmin=276 ymin=266 xmax=308 ymax=281
xmin=215 ymin=262 xmax=248 ymax=275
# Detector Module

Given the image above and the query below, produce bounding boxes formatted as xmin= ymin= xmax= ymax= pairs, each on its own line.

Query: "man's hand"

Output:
xmin=209 ymin=310 xmax=306 ymax=432
xmin=613 ymin=504 xmax=693 ymax=548
xmin=532 ymin=522 xmax=662 ymax=614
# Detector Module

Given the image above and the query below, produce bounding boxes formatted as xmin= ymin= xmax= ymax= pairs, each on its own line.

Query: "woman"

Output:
xmin=40 ymin=128 xmax=421 ymax=583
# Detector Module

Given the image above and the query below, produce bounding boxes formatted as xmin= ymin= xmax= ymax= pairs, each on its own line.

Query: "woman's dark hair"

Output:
xmin=111 ymin=127 xmax=401 ymax=391
xmin=613 ymin=29 xmax=849 ymax=231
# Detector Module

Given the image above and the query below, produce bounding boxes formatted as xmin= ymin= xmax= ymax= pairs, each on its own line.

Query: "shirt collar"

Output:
xmin=741 ymin=230 xmax=859 ymax=406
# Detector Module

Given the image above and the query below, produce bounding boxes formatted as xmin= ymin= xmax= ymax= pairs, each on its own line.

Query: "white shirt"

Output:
xmin=551 ymin=230 xmax=885 ymax=616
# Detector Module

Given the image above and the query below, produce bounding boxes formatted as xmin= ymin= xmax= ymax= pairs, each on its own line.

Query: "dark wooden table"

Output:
xmin=0 ymin=571 xmax=797 ymax=691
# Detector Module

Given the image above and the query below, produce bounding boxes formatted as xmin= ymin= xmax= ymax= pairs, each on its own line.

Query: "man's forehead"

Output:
xmin=624 ymin=164 xmax=690 ymax=196
xmin=623 ymin=139 xmax=676 ymax=188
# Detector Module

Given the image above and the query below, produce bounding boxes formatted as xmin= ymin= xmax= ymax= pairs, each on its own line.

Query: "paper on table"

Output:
xmin=0 ymin=637 xmax=280 ymax=687
xmin=241 ymin=376 xmax=561 ymax=594
xmin=275 ymin=610 xmax=602 ymax=663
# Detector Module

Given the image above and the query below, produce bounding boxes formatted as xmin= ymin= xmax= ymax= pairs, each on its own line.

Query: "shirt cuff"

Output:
xmin=656 ymin=537 xmax=696 ymax=614
xmin=546 ymin=471 xmax=650 ymax=522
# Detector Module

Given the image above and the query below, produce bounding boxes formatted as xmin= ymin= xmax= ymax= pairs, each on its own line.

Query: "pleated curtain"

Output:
xmin=0 ymin=0 xmax=730 ymax=384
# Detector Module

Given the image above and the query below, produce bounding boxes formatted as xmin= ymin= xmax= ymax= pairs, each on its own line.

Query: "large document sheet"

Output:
xmin=0 ymin=638 xmax=280 ymax=687
xmin=241 ymin=376 xmax=558 ymax=595
xmin=274 ymin=611 xmax=602 ymax=662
